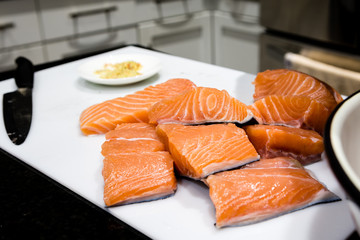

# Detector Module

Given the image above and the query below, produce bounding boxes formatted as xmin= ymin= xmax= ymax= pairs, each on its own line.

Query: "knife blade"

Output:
xmin=3 ymin=57 xmax=34 ymax=145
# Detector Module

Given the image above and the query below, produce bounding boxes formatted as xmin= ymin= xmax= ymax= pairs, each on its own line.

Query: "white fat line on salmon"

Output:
xmin=106 ymin=137 xmax=159 ymax=141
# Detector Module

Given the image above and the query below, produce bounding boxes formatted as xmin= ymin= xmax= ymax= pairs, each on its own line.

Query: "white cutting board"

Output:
xmin=0 ymin=46 xmax=355 ymax=240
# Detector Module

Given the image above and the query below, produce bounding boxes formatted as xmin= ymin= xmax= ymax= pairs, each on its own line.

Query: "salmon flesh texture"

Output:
xmin=244 ymin=125 xmax=324 ymax=165
xmin=205 ymin=158 xmax=340 ymax=228
xmin=149 ymin=87 xmax=253 ymax=125
xmin=253 ymin=69 xmax=343 ymax=111
xmin=248 ymin=95 xmax=330 ymax=134
xmin=156 ymin=123 xmax=259 ymax=179
xmin=80 ymin=78 xmax=196 ymax=135
xmin=102 ymin=152 xmax=177 ymax=206
xmin=101 ymin=123 xmax=176 ymax=206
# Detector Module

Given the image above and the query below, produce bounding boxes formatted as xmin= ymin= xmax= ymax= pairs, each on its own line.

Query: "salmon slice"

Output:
xmin=253 ymin=69 xmax=343 ymax=111
xmin=80 ymin=78 xmax=196 ymax=135
xmin=101 ymin=123 xmax=164 ymax=156
xmin=244 ymin=157 xmax=304 ymax=169
xmin=148 ymin=87 xmax=253 ymax=125
xmin=205 ymin=163 xmax=340 ymax=228
xmin=248 ymin=95 xmax=330 ymax=134
xmin=244 ymin=125 xmax=324 ymax=165
xmin=156 ymin=123 xmax=259 ymax=179
xmin=102 ymin=151 xmax=177 ymax=206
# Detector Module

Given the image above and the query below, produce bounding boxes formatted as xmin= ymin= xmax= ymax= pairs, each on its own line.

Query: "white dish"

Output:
xmin=78 ymin=54 xmax=161 ymax=85
xmin=325 ymin=90 xmax=360 ymax=234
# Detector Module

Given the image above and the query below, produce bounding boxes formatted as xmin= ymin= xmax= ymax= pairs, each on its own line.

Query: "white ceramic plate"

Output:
xmin=78 ymin=54 xmax=161 ymax=85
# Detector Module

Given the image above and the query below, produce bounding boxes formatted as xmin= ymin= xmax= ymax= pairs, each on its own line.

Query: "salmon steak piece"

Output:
xmin=244 ymin=125 xmax=324 ymax=165
xmin=253 ymin=69 xmax=343 ymax=111
xmin=205 ymin=159 xmax=340 ymax=228
xmin=156 ymin=123 xmax=259 ymax=179
xmin=148 ymin=87 xmax=253 ymax=125
xmin=248 ymin=95 xmax=330 ymax=134
xmin=102 ymin=151 xmax=177 ymax=206
xmin=101 ymin=123 xmax=164 ymax=156
xmin=80 ymin=78 xmax=196 ymax=135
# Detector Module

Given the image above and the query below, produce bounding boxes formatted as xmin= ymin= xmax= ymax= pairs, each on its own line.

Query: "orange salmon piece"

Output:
xmin=248 ymin=95 xmax=330 ymax=134
xmin=206 ymin=166 xmax=340 ymax=228
xmin=102 ymin=152 xmax=177 ymax=206
xmin=156 ymin=123 xmax=259 ymax=179
xmin=244 ymin=125 xmax=324 ymax=165
xmin=149 ymin=87 xmax=253 ymax=125
xmin=101 ymin=123 xmax=164 ymax=156
xmin=253 ymin=69 xmax=342 ymax=111
xmin=80 ymin=78 xmax=196 ymax=135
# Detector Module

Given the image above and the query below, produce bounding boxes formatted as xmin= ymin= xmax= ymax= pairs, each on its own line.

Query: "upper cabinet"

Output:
xmin=138 ymin=11 xmax=212 ymax=64
xmin=0 ymin=0 xmax=42 ymax=48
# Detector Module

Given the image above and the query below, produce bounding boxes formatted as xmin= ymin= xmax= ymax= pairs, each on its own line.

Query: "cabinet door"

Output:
xmin=135 ymin=0 xmax=207 ymax=23
xmin=138 ymin=11 xmax=212 ymax=63
xmin=37 ymin=0 xmax=135 ymax=40
xmin=213 ymin=11 xmax=263 ymax=74
xmin=0 ymin=0 xmax=42 ymax=48
xmin=0 ymin=45 xmax=45 ymax=72
xmin=45 ymin=27 xmax=137 ymax=61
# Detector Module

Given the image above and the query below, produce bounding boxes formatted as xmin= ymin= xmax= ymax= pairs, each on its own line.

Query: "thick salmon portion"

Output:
xmin=102 ymin=152 xmax=177 ymax=206
xmin=101 ymin=123 xmax=164 ymax=156
xmin=206 ymin=163 xmax=340 ymax=228
xmin=156 ymin=123 xmax=259 ymax=179
xmin=244 ymin=125 xmax=324 ymax=165
xmin=149 ymin=87 xmax=253 ymax=125
xmin=80 ymin=78 xmax=196 ymax=135
xmin=253 ymin=69 xmax=343 ymax=111
xmin=248 ymin=95 xmax=330 ymax=134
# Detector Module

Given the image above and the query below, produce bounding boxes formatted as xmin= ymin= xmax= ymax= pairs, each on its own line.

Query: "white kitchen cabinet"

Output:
xmin=138 ymin=11 xmax=212 ymax=63
xmin=0 ymin=0 xmax=42 ymax=48
xmin=45 ymin=26 xmax=137 ymax=61
xmin=213 ymin=10 xmax=263 ymax=74
xmin=37 ymin=0 xmax=136 ymax=40
xmin=215 ymin=0 xmax=260 ymax=17
xmin=0 ymin=45 xmax=46 ymax=72
xmin=134 ymin=0 xmax=207 ymax=23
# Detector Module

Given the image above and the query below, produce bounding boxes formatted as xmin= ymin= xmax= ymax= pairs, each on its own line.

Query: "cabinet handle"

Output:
xmin=0 ymin=22 xmax=15 ymax=31
xmin=155 ymin=0 xmax=193 ymax=25
xmin=70 ymin=6 xmax=117 ymax=18
xmin=231 ymin=12 xmax=258 ymax=24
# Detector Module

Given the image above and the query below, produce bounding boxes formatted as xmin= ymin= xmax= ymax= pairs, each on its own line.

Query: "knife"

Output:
xmin=3 ymin=57 xmax=34 ymax=145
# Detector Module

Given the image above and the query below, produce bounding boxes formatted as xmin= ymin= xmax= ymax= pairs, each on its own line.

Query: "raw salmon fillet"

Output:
xmin=156 ymin=123 xmax=259 ymax=179
xmin=101 ymin=123 xmax=164 ymax=156
xmin=148 ymin=87 xmax=253 ymax=125
xmin=80 ymin=78 xmax=196 ymax=135
xmin=248 ymin=95 xmax=330 ymax=134
xmin=253 ymin=69 xmax=343 ymax=111
xmin=244 ymin=125 xmax=324 ymax=165
xmin=205 ymin=159 xmax=340 ymax=228
xmin=102 ymin=151 xmax=177 ymax=206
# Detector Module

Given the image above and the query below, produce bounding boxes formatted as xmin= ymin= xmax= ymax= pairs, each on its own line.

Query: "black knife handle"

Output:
xmin=15 ymin=57 xmax=34 ymax=89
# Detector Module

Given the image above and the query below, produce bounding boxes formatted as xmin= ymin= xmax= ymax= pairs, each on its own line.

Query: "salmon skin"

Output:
xmin=80 ymin=78 xmax=196 ymax=135
xmin=149 ymin=87 xmax=253 ymax=125
xmin=102 ymin=152 xmax=177 ymax=206
xmin=205 ymin=157 xmax=340 ymax=228
xmin=101 ymin=123 xmax=177 ymax=206
xmin=253 ymin=69 xmax=343 ymax=111
xmin=248 ymin=95 xmax=330 ymax=134
xmin=244 ymin=157 xmax=304 ymax=169
xmin=244 ymin=125 xmax=324 ymax=165
xmin=156 ymin=123 xmax=259 ymax=179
